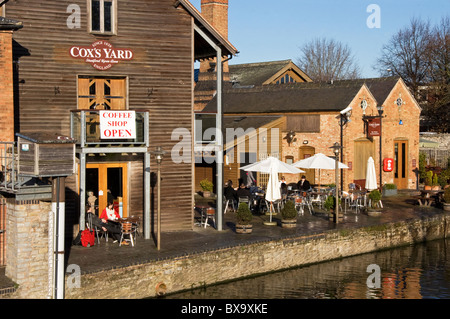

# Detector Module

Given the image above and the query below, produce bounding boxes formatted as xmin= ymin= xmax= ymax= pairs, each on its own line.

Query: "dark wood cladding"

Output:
xmin=286 ymin=115 xmax=320 ymax=133
xmin=7 ymin=0 xmax=196 ymax=231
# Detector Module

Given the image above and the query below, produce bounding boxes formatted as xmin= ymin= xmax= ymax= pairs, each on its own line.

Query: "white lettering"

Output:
xmin=366 ymin=264 xmax=381 ymax=288
xmin=66 ymin=4 xmax=81 ymax=29
xmin=66 ymin=264 xmax=81 ymax=289
xmin=366 ymin=4 xmax=381 ymax=29
xmin=171 ymin=128 xmax=192 ymax=164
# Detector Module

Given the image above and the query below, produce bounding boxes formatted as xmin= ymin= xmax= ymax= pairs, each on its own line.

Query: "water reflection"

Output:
xmin=165 ymin=239 xmax=450 ymax=299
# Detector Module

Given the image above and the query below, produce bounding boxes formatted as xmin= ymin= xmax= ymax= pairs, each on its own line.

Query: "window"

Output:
xmin=78 ymin=76 xmax=126 ymax=110
xmin=89 ymin=0 xmax=116 ymax=34
xmin=276 ymin=74 xmax=296 ymax=84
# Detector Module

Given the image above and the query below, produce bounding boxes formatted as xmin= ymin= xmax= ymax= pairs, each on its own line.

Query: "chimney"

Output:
xmin=0 ymin=17 xmax=22 ymax=142
xmin=199 ymin=0 xmax=230 ymax=78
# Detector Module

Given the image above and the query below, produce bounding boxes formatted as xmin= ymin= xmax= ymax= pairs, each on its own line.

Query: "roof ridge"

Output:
xmin=229 ymin=59 xmax=292 ymax=68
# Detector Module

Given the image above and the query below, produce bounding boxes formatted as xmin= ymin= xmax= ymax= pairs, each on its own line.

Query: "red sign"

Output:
xmin=368 ymin=118 xmax=381 ymax=137
xmin=383 ymin=158 xmax=394 ymax=172
xmin=69 ymin=40 xmax=133 ymax=70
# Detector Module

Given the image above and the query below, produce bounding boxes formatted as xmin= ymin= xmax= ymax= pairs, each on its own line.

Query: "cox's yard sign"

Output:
xmin=100 ymin=111 xmax=136 ymax=139
xmin=69 ymin=40 xmax=133 ymax=70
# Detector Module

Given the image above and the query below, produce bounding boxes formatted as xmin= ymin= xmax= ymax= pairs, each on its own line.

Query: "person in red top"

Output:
xmin=100 ymin=201 xmax=120 ymax=222
xmin=99 ymin=202 xmax=128 ymax=245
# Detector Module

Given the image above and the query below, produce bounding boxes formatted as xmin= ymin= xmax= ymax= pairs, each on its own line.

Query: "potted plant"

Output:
xmin=382 ymin=183 xmax=397 ymax=197
xmin=367 ymin=189 xmax=382 ymax=216
xmin=199 ymin=178 xmax=214 ymax=198
xmin=324 ymin=195 xmax=342 ymax=222
xmin=235 ymin=202 xmax=253 ymax=234
xmin=432 ymin=173 xmax=441 ymax=191
xmin=280 ymin=200 xmax=297 ymax=228
xmin=443 ymin=187 xmax=450 ymax=212
xmin=424 ymin=171 xmax=433 ymax=190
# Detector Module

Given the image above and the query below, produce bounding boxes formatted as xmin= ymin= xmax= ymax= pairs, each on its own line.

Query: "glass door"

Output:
xmin=84 ymin=163 xmax=128 ymax=217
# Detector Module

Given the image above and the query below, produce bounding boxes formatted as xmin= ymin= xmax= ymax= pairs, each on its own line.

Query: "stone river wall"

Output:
xmin=64 ymin=213 xmax=450 ymax=299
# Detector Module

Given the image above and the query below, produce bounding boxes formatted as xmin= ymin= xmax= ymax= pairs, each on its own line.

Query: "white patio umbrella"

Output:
xmin=240 ymin=157 xmax=304 ymax=225
xmin=292 ymin=153 xmax=348 ymax=187
xmin=365 ymin=157 xmax=378 ymax=191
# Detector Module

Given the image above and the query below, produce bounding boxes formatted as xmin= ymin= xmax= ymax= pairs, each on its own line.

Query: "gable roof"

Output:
xmin=229 ymin=59 xmax=312 ymax=86
xmin=201 ymin=76 xmax=402 ymax=115
xmin=202 ymin=81 xmax=365 ymax=114
xmin=329 ymin=77 xmax=401 ymax=106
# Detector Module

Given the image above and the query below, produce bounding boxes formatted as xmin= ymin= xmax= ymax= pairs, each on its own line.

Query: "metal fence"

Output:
xmin=421 ymin=148 xmax=450 ymax=168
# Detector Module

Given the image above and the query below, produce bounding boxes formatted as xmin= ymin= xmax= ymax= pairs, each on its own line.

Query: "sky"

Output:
xmin=190 ymin=0 xmax=450 ymax=78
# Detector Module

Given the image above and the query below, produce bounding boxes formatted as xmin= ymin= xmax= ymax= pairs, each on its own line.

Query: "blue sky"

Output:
xmin=190 ymin=0 xmax=450 ymax=78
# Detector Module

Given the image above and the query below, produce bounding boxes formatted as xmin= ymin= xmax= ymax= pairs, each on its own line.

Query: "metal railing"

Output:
xmin=0 ymin=142 xmax=18 ymax=192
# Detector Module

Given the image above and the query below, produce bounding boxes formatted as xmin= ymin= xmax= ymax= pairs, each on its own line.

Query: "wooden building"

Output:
xmin=1 ymin=0 xmax=237 ymax=234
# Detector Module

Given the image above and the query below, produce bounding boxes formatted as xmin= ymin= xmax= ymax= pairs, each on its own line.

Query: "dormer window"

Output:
xmin=89 ymin=0 xmax=116 ymax=35
xmin=276 ymin=74 xmax=296 ymax=84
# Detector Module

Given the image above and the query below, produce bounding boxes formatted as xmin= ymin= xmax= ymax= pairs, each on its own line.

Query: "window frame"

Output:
xmin=88 ymin=0 xmax=117 ymax=35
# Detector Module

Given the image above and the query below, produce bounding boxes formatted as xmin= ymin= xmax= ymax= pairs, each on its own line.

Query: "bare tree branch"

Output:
xmin=297 ymin=37 xmax=361 ymax=82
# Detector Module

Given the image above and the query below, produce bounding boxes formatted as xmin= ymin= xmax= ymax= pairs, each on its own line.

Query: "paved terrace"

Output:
xmin=66 ymin=191 xmax=442 ymax=274
xmin=0 ymin=191 xmax=445 ymax=295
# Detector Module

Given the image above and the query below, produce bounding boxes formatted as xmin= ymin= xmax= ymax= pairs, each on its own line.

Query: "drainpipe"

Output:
xmin=216 ymin=47 xmax=224 ymax=231
xmin=52 ymin=176 xmax=66 ymax=299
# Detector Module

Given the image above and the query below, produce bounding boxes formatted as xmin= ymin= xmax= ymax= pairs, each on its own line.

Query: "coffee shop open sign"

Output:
xmin=69 ymin=40 xmax=133 ymax=70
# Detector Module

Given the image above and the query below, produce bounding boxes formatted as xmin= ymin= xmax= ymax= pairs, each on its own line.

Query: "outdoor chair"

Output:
xmin=204 ymin=208 xmax=216 ymax=228
xmin=294 ymin=195 xmax=313 ymax=215
xmin=94 ymin=225 xmax=108 ymax=244
xmin=239 ymin=196 xmax=251 ymax=210
xmin=120 ymin=222 xmax=136 ymax=247
xmin=130 ymin=215 xmax=142 ymax=237
xmin=223 ymin=195 xmax=236 ymax=214
xmin=86 ymin=212 xmax=108 ymax=244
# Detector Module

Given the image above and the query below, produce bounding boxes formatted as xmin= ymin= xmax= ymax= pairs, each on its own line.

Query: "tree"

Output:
xmin=424 ymin=16 xmax=450 ymax=132
xmin=297 ymin=37 xmax=361 ymax=82
xmin=374 ymin=18 xmax=431 ymax=98
xmin=374 ymin=16 xmax=449 ymax=132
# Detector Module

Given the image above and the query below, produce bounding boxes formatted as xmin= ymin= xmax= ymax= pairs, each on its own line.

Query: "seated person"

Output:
xmin=280 ymin=182 xmax=288 ymax=199
xmin=224 ymin=180 xmax=238 ymax=210
xmin=236 ymin=183 xmax=252 ymax=204
xmin=86 ymin=206 xmax=126 ymax=245
xmin=100 ymin=201 xmax=120 ymax=221
xmin=297 ymin=175 xmax=311 ymax=192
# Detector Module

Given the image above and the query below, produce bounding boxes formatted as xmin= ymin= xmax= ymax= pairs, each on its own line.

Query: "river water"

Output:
xmin=165 ymin=238 xmax=450 ymax=299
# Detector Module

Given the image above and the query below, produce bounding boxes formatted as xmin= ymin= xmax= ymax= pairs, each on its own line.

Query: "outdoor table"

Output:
xmin=418 ymin=190 xmax=443 ymax=207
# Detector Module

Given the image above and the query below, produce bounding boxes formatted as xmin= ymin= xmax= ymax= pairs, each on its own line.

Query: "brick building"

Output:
xmin=201 ymin=77 xmax=422 ymax=191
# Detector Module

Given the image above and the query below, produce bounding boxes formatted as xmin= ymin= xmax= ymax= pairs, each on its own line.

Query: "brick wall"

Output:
xmin=0 ymin=31 xmax=15 ymax=142
xmin=5 ymin=199 xmax=53 ymax=298
xmin=199 ymin=0 xmax=229 ymax=74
